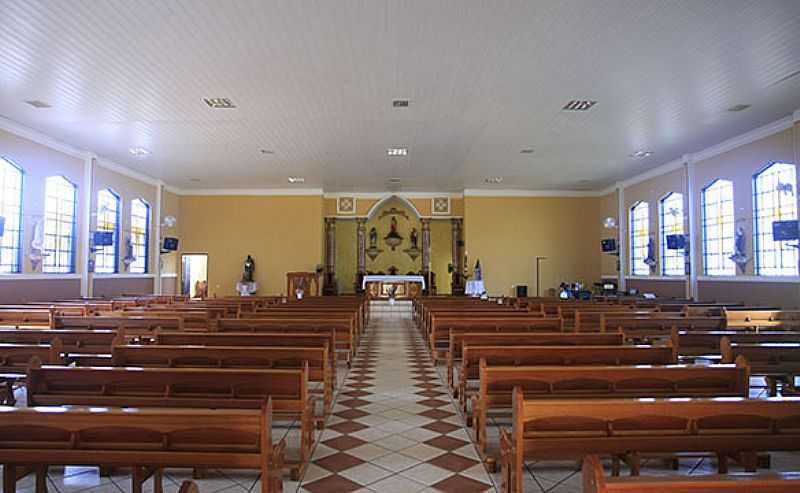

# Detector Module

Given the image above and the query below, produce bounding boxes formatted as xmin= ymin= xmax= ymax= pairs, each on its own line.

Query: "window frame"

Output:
xmin=129 ymin=198 xmax=150 ymax=274
xmin=629 ymin=201 xmax=650 ymax=276
xmin=660 ymin=192 xmax=685 ymax=276
xmin=701 ymin=179 xmax=736 ymax=276
xmin=753 ymin=161 xmax=798 ymax=277
xmin=42 ymin=175 xmax=78 ymax=274
xmin=95 ymin=188 xmax=121 ymax=274
xmin=0 ymin=157 xmax=24 ymax=274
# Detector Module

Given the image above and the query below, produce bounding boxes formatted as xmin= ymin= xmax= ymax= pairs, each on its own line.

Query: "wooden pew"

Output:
xmin=109 ymin=343 xmax=333 ymax=420
xmin=581 ymin=455 xmax=800 ymax=493
xmin=457 ymin=343 xmax=677 ymax=412
xmin=152 ymin=330 xmax=338 ymax=383
xmin=721 ymin=338 xmax=800 ymax=396
xmin=446 ymin=331 xmax=625 ymax=393
xmin=602 ymin=315 xmax=726 ymax=338
xmin=725 ymin=309 xmax=800 ymax=331
xmin=27 ymin=364 xmax=310 ymax=480
xmin=56 ymin=315 xmax=184 ymax=333
xmin=501 ymin=392 xmax=800 ymax=493
xmin=428 ymin=316 xmax=564 ymax=359
xmin=0 ymin=400 xmax=284 ymax=493
xmin=424 ymin=309 xmax=537 ymax=341
xmin=473 ymin=360 xmax=750 ymax=469
xmin=0 ymin=329 xmax=117 ymax=356
xmin=217 ymin=318 xmax=356 ymax=364
xmin=0 ymin=309 xmax=55 ymax=328
xmin=673 ymin=328 xmax=800 ymax=358
xmin=574 ymin=310 xmax=656 ymax=332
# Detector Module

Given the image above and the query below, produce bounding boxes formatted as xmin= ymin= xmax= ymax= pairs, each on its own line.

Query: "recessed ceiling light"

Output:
xmin=726 ymin=104 xmax=751 ymax=112
xmin=484 ymin=177 xmax=503 ymax=184
xmin=25 ymin=100 xmax=51 ymax=109
xmin=288 ymin=177 xmax=305 ymax=184
xmin=128 ymin=147 xmax=150 ymax=156
xmin=387 ymin=178 xmax=402 ymax=184
xmin=260 ymin=149 xmax=275 ymax=155
xmin=203 ymin=98 xmax=236 ymax=109
xmin=629 ymin=150 xmax=654 ymax=159
xmin=562 ymin=100 xmax=597 ymax=111
xmin=520 ymin=148 xmax=534 ymax=154
xmin=387 ymin=147 xmax=408 ymax=157
xmin=190 ymin=178 xmax=202 ymax=183
xmin=392 ymin=99 xmax=409 ymax=108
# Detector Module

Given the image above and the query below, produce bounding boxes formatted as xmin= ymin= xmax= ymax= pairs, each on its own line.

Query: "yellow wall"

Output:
xmin=464 ymin=196 xmax=601 ymax=296
xmin=430 ymin=219 xmax=453 ymax=294
xmin=597 ymin=190 xmax=619 ymax=278
xmin=334 ymin=219 xmax=357 ymax=293
xmin=178 ymin=195 xmax=324 ymax=296
xmin=0 ymin=128 xmax=86 ymax=274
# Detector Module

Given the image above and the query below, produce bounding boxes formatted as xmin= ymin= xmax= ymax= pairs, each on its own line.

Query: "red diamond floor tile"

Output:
xmin=303 ymin=474 xmax=363 ymax=493
xmin=432 ymin=474 xmax=493 ymax=493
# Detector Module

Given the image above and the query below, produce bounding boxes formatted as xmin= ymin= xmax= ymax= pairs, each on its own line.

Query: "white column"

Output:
xmin=153 ymin=180 xmax=163 ymax=294
xmin=684 ymin=154 xmax=699 ymax=300
xmin=617 ymin=183 xmax=627 ymax=292
xmin=80 ymin=156 xmax=95 ymax=298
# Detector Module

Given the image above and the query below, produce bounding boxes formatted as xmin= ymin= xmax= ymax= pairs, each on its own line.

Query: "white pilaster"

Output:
xmin=153 ymin=180 xmax=163 ymax=294
xmin=684 ymin=154 xmax=699 ymax=300
xmin=617 ymin=183 xmax=627 ymax=292
xmin=80 ymin=156 xmax=95 ymax=298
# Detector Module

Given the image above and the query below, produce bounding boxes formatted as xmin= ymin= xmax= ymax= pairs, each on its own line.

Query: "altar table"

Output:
xmin=362 ymin=275 xmax=425 ymax=299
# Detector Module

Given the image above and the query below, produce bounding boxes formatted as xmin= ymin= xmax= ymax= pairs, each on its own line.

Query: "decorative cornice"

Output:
xmin=95 ymin=157 xmax=160 ymax=187
xmin=462 ymin=189 xmax=603 ymax=197
xmin=177 ymin=188 xmax=324 ymax=196
xmin=0 ymin=273 xmax=82 ymax=280
xmin=697 ymin=275 xmax=800 ymax=283
xmin=0 ymin=115 xmax=91 ymax=159
xmin=322 ymin=192 xmax=463 ymax=199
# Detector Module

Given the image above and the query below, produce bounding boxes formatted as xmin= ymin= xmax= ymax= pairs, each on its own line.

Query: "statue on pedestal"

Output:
xmin=237 ymin=255 xmax=257 ymax=296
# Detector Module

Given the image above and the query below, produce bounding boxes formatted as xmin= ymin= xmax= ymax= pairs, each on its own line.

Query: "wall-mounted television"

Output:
xmin=601 ymin=238 xmax=617 ymax=252
xmin=162 ymin=237 xmax=179 ymax=251
xmin=666 ymin=234 xmax=686 ymax=250
xmin=93 ymin=231 xmax=114 ymax=246
xmin=773 ymin=220 xmax=799 ymax=241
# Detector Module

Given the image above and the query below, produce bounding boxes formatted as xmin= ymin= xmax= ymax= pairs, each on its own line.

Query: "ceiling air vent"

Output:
xmin=562 ymin=100 xmax=597 ymax=111
xmin=203 ymin=98 xmax=236 ymax=109
xmin=726 ymin=104 xmax=751 ymax=112
xmin=25 ymin=100 xmax=51 ymax=109
xmin=392 ymin=99 xmax=409 ymax=108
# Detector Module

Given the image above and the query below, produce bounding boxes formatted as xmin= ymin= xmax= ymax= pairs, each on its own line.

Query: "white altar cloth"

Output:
xmin=465 ymin=279 xmax=486 ymax=296
xmin=362 ymin=275 xmax=426 ymax=290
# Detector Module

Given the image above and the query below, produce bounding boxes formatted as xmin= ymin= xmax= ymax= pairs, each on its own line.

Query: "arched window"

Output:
xmin=43 ymin=176 xmax=77 ymax=273
xmin=0 ymin=158 xmax=23 ymax=273
xmin=702 ymin=179 xmax=735 ymax=276
xmin=753 ymin=162 xmax=798 ymax=276
xmin=130 ymin=199 xmax=150 ymax=274
xmin=95 ymin=189 xmax=120 ymax=273
xmin=660 ymin=193 xmax=685 ymax=276
xmin=630 ymin=201 xmax=649 ymax=276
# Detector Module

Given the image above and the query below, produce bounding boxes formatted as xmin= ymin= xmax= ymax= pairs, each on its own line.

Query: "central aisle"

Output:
xmin=296 ymin=302 xmax=497 ymax=493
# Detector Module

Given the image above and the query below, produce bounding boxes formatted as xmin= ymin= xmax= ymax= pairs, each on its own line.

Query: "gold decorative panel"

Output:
xmin=432 ymin=197 xmax=451 ymax=215
xmin=337 ymin=197 xmax=356 ymax=214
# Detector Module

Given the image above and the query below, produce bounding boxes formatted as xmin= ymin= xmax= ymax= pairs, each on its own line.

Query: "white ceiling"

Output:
xmin=1 ymin=0 xmax=800 ymax=192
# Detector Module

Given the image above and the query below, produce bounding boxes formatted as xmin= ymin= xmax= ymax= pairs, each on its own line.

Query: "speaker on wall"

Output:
xmin=515 ymin=285 xmax=528 ymax=298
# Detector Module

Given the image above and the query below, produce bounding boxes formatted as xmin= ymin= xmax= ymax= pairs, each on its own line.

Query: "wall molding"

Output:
xmin=697 ymin=275 xmax=800 ymax=283
xmin=95 ymin=157 xmax=160 ymax=187
xmin=93 ymin=273 xmax=156 ymax=280
xmin=462 ymin=189 xmax=603 ymax=197
xmin=0 ymin=115 xmax=91 ymax=160
xmin=0 ymin=274 xmax=81 ymax=280
xmin=160 ymin=273 xmax=179 ymax=278
xmin=323 ymin=191 xmax=463 ymax=199
xmin=177 ymin=188 xmax=324 ymax=196
xmin=626 ymin=275 xmax=687 ymax=282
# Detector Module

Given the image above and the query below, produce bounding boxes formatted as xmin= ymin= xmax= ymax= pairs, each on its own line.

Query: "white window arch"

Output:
xmin=660 ymin=192 xmax=685 ymax=276
xmin=753 ymin=162 xmax=798 ymax=276
xmin=702 ymin=179 xmax=735 ymax=276
xmin=130 ymin=198 xmax=150 ymax=273
xmin=630 ymin=201 xmax=650 ymax=276
xmin=0 ymin=158 xmax=23 ymax=273
xmin=43 ymin=176 xmax=77 ymax=273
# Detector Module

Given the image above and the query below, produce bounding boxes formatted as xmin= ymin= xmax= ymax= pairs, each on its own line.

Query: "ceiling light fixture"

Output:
xmin=562 ymin=100 xmax=597 ymax=111
xmin=726 ymin=104 xmax=751 ymax=112
xmin=128 ymin=147 xmax=150 ymax=157
xmin=260 ymin=149 xmax=275 ymax=155
xmin=288 ymin=177 xmax=305 ymax=184
xmin=203 ymin=98 xmax=236 ymax=109
xmin=25 ymin=100 xmax=51 ymax=109
xmin=520 ymin=148 xmax=534 ymax=154
xmin=387 ymin=147 xmax=408 ymax=157
xmin=484 ymin=177 xmax=503 ymax=184
xmin=392 ymin=99 xmax=409 ymax=108
xmin=629 ymin=150 xmax=654 ymax=159
xmin=387 ymin=178 xmax=402 ymax=184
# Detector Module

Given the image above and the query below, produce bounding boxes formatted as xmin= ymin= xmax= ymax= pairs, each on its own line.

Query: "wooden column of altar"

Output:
xmin=421 ymin=218 xmax=431 ymax=294
xmin=451 ymin=218 xmax=465 ymax=295
xmin=355 ymin=218 xmax=367 ymax=293
xmin=323 ymin=218 xmax=337 ymax=295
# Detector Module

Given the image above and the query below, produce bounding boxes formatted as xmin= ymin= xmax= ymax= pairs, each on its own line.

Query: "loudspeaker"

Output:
xmin=515 ymin=285 xmax=528 ymax=298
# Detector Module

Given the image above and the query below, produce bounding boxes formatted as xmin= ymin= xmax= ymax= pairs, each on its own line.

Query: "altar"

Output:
xmin=362 ymin=275 xmax=425 ymax=299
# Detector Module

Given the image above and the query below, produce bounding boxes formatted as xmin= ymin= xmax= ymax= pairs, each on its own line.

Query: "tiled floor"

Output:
xmin=9 ymin=301 xmax=800 ymax=493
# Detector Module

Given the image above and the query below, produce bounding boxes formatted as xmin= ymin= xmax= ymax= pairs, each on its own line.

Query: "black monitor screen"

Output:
xmin=93 ymin=231 xmax=114 ymax=246
xmin=601 ymin=238 xmax=617 ymax=252
xmin=773 ymin=220 xmax=799 ymax=241
xmin=163 ymin=237 xmax=179 ymax=251
xmin=666 ymin=234 xmax=686 ymax=250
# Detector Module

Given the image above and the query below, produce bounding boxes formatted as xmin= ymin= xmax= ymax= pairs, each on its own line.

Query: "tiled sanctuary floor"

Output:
xmin=7 ymin=301 xmax=800 ymax=493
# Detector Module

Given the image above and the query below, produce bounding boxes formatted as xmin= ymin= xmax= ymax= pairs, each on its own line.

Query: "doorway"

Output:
xmin=181 ymin=254 xmax=208 ymax=298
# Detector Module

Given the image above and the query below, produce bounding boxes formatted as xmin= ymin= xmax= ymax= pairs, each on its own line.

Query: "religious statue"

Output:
xmin=243 ymin=255 xmax=255 ymax=283
xmin=474 ymin=259 xmax=482 ymax=281
xmin=384 ymin=216 xmax=403 ymax=250
xmin=369 ymin=227 xmax=378 ymax=249
xmin=730 ymin=225 xmax=749 ymax=271
xmin=410 ymin=228 xmax=419 ymax=249
xmin=644 ymin=236 xmax=657 ymax=269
